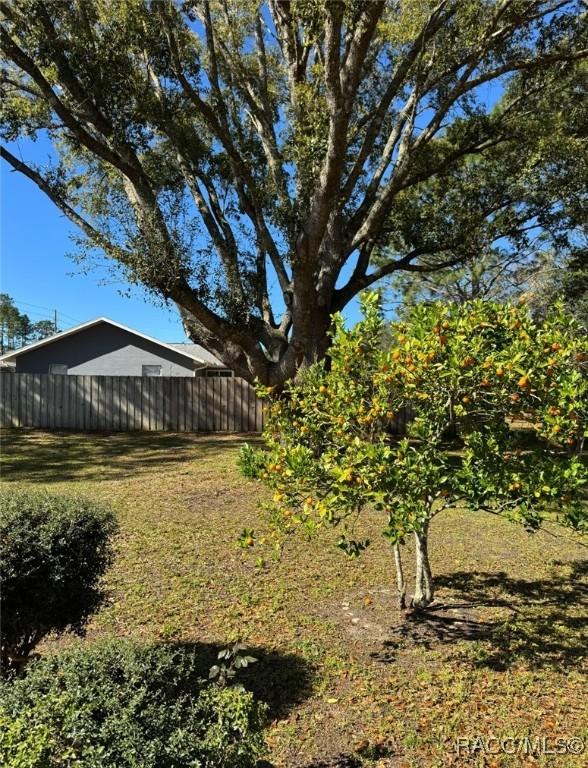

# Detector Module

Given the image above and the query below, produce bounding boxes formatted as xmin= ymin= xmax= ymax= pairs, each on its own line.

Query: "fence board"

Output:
xmin=8 ymin=373 xmax=16 ymax=427
xmin=247 ymin=381 xmax=255 ymax=434
xmin=138 ymin=378 xmax=145 ymax=430
xmin=66 ymin=376 xmax=75 ymax=429
xmin=57 ymin=374 xmax=65 ymax=428
xmin=63 ymin=375 xmax=70 ymax=427
xmin=71 ymin=377 xmax=78 ymax=429
xmin=202 ymin=379 xmax=210 ymax=431
xmin=11 ymin=372 xmax=20 ymax=427
xmin=168 ymin=378 xmax=178 ymax=431
xmin=106 ymin=377 xmax=115 ymax=431
xmin=47 ymin=375 xmax=55 ymax=429
xmin=182 ymin=378 xmax=190 ymax=432
xmin=39 ymin=374 xmax=47 ymax=428
xmin=3 ymin=374 xmax=10 ymax=427
xmin=197 ymin=379 xmax=205 ymax=431
xmin=66 ymin=376 xmax=74 ymax=429
xmin=17 ymin=374 xmax=27 ymax=427
xmin=155 ymin=378 xmax=164 ymax=431
xmin=5 ymin=373 xmax=14 ymax=427
xmin=215 ymin=379 xmax=222 ymax=431
xmin=112 ymin=377 xmax=120 ymax=432
xmin=118 ymin=378 xmax=127 ymax=432
xmin=72 ymin=376 xmax=80 ymax=430
xmin=0 ymin=372 xmax=5 ymax=427
xmin=133 ymin=377 xmax=142 ymax=431
xmin=85 ymin=375 xmax=93 ymax=430
xmin=23 ymin=374 xmax=33 ymax=427
xmin=33 ymin=375 xmax=40 ymax=427
xmin=97 ymin=377 xmax=105 ymax=430
xmin=149 ymin=378 xmax=157 ymax=430
xmin=60 ymin=375 xmax=68 ymax=427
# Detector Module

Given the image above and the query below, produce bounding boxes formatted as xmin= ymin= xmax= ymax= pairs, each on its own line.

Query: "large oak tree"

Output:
xmin=1 ymin=0 xmax=586 ymax=383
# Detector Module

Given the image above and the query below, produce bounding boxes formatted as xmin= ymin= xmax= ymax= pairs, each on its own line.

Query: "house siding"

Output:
xmin=14 ymin=323 xmax=197 ymax=376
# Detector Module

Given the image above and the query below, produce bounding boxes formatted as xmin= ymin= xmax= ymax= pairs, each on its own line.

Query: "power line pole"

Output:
xmin=54 ymin=310 xmax=58 ymax=333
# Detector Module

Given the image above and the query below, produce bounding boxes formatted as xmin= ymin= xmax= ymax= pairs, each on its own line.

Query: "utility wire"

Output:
xmin=11 ymin=299 xmax=81 ymax=325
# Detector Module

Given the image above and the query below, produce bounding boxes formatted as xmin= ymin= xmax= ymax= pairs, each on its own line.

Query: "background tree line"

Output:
xmin=0 ymin=294 xmax=56 ymax=354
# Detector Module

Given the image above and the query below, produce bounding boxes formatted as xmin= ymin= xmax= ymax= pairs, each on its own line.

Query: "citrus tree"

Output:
xmin=240 ymin=295 xmax=587 ymax=609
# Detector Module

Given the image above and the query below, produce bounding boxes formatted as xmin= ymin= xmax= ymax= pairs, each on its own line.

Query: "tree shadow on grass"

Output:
xmin=298 ymin=743 xmax=400 ymax=768
xmin=262 ymin=748 xmax=397 ymax=768
xmin=297 ymin=756 xmax=362 ymax=768
xmin=372 ymin=559 xmax=588 ymax=671
xmin=0 ymin=431 xmax=259 ymax=484
xmin=169 ymin=641 xmax=314 ymax=720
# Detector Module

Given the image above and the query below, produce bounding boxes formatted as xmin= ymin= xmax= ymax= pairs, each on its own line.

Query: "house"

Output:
xmin=0 ymin=317 xmax=233 ymax=377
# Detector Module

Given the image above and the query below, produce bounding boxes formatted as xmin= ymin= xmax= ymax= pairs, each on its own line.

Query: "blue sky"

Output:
xmin=1 ymin=136 xmax=190 ymax=341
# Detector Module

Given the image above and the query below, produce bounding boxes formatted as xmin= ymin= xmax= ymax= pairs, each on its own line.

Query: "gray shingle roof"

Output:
xmin=167 ymin=343 xmax=225 ymax=367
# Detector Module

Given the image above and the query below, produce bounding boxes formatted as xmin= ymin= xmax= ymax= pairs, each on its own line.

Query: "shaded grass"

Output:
xmin=1 ymin=430 xmax=587 ymax=767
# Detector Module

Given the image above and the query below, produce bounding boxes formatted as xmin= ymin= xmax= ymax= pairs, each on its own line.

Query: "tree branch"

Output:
xmin=0 ymin=144 xmax=130 ymax=263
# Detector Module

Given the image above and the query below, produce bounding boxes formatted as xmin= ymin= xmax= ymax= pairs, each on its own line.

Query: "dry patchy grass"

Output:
xmin=1 ymin=430 xmax=587 ymax=767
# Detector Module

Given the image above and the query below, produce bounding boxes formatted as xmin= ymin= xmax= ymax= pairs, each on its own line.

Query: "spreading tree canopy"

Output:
xmin=1 ymin=0 xmax=586 ymax=383
xmin=381 ymin=61 xmax=588 ymax=315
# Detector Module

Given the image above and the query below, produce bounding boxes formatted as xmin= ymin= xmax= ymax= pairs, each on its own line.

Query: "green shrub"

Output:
xmin=237 ymin=443 xmax=267 ymax=480
xmin=0 ymin=640 xmax=268 ymax=768
xmin=0 ymin=490 xmax=117 ymax=672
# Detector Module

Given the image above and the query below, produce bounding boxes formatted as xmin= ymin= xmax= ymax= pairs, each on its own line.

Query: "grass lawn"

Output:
xmin=1 ymin=430 xmax=587 ymax=767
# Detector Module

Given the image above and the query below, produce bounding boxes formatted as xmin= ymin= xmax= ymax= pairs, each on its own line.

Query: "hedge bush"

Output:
xmin=0 ymin=640 xmax=268 ymax=768
xmin=0 ymin=490 xmax=117 ymax=672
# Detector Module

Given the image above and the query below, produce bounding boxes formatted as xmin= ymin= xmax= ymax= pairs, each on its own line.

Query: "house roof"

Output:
xmin=0 ymin=317 xmax=225 ymax=368
xmin=166 ymin=343 xmax=224 ymax=367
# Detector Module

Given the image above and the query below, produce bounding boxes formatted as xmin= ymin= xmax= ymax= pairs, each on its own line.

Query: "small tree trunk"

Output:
xmin=412 ymin=521 xmax=434 ymax=609
xmin=393 ymin=542 xmax=406 ymax=610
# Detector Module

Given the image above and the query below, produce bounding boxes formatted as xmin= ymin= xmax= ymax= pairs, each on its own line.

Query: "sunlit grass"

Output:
xmin=1 ymin=430 xmax=586 ymax=767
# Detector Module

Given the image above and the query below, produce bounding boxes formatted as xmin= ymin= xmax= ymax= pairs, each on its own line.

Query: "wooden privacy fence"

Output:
xmin=0 ymin=373 xmax=264 ymax=433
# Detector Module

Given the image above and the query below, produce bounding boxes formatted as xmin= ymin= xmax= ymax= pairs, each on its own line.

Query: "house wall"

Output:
xmin=14 ymin=323 xmax=196 ymax=376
